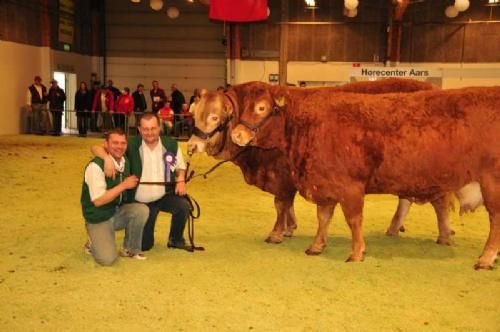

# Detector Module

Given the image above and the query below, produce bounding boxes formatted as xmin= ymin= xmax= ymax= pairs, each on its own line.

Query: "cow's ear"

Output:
xmin=223 ymin=90 xmax=237 ymax=116
xmin=270 ymin=86 xmax=289 ymax=108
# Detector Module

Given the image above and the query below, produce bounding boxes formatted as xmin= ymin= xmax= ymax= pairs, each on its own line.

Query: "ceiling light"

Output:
xmin=445 ymin=5 xmax=459 ymax=18
xmin=454 ymin=0 xmax=470 ymax=12
xmin=305 ymin=0 xmax=316 ymax=7
xmin=150 ymin=0 xmax=164 ymax=11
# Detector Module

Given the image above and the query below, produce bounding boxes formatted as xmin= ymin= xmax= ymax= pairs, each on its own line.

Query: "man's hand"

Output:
xmin=103 ymin=156 xmax=117 ymax=179
xmin=175 ymin=181 xmax=186 ymax=196
xmin=122 ymin=175 xmax=139 ymax=190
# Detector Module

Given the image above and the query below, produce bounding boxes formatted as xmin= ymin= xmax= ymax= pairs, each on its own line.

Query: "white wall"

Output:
xmin=0 ymin=41 xmax=49 ymax=135
xmin=232 ymin=60 xmax=500 ymax=89
xmin=106 ymin=57 xmax=225 ymax=102
xmin=0 ymin=40 xmax=103 ymax=135
xmin=229 ymin=60 xmax=279 ymax=85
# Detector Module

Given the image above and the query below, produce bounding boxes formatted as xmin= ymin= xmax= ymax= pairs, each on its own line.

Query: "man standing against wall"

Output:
xmin=132 ymin=84 xmax=148 ymax=129
xmin=89 ymin=81 xmax=101 ymax=132
xmin=107 ymin=79 xmax=121 ymax=102
xmin=27 ymin=76 xmax=49 ymax=134
xmin=47 ymin=80 xmax=66 ymax=136
xmin=170 ymin=83 xmax=185 ymax=115
xmin=150 ymin=80 xmax=166 ymax=114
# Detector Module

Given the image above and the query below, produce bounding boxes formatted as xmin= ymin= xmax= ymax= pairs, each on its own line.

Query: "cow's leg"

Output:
xmin=386 ymin=198 xmax=412 ymax=236
xmin=340 ymin=187 xmax=366 ymax=262
xmin=475 ymin=175 xmax=500 ymax=270
xmin=265 ymin=196 xmax=292 ymax=244
xmin=431 ymin=195 xmax=454 ymax=246
xmin=284 ymin=201 xmax=298 ymax=237
xmin=305 ymin=204 xmax=336 ymax=255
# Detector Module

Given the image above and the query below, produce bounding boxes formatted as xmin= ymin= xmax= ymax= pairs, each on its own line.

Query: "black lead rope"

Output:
xmin=183 ymin=193 xmax=204 ymax=252
xmin=185 ymin=146 xmax=249 ymax=182
xmin=180 ymin=146 xmax=249 ymax=252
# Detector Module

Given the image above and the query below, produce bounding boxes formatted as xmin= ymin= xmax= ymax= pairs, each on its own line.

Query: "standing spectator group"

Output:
xmin=26 ymin=76 xmax=67 ymax=136
xmin=27 ymin=76 xmax=197 ymax=138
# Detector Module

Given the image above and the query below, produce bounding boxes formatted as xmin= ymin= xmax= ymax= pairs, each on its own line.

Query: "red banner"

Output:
xmin=209 ymin=0 xmax=268 ymax=22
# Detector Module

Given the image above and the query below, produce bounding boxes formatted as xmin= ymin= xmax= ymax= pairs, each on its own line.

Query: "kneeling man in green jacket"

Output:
xmin=81 ymin=128 xmax=149 ymax=265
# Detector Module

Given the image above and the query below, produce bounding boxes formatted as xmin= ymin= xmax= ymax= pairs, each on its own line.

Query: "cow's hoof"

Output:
xmin=305 ymin=247 xmax=323 ymax=256
xmin=345 ymin=255 xmax=364 ymax=263
xmin=265 ymin=234 xmax=283 ymax=244
xmin=473 ymin=262 xmax=494 ymax=270
xmin=436 ymin=237 xmax=451 ymax=246
xmin=399 ymin=225 xmax=406 ymax=233
xmin=283 ymin=229 xmax=295 ymax=237
xmin=385 ymin=229 xmax=399 ymax=237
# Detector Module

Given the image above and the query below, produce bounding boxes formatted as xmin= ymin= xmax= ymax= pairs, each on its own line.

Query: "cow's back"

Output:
xmin=284 ymin=86 xmax=500 ymax=201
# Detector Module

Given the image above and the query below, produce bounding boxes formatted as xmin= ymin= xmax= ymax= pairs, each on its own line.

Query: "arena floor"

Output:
xmin=0 ymin=135 xmax=499 ymax=331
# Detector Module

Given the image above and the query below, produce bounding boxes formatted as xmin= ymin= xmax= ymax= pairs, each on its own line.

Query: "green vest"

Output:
xmin=126 ymin=135 xmax=179 ymax=197
xmin=81 ymin=157 xmax=131 ymax=224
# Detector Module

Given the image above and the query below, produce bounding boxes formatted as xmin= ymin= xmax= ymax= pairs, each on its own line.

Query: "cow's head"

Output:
xmin=187 ymin=90 xmax=237 ymax=157
xmin=231 ymin=83 xmax=289 ymax=149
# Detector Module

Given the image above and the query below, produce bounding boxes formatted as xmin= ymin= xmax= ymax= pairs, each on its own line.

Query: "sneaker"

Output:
xmin=84 ymin=239 xmax=92 ymax=255
xmin=119 ymin=248 xmax=147 ymax=260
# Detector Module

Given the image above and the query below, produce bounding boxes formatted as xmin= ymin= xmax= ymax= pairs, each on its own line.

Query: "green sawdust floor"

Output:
xmin=0 ymin=135 xmax=499 ymax=331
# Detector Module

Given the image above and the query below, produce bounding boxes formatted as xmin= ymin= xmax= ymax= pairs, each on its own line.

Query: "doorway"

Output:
xmin=53 ymin=71 xmax=77 ymax=134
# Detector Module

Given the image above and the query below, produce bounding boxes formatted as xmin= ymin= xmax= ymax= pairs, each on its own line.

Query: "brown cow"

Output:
xmin=188 ymin=79 xmax=457 ymax=245
xmin=230 ymin=82 xmax=499 ymax=269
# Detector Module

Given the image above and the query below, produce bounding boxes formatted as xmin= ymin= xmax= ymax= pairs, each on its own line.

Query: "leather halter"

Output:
xmin=238 ymin=105 xmax=281 ymax=132
xmin=192 ymin=92 xmax=238 ymax=140
xmin=192 ymin=92 xmax=239 ymax=156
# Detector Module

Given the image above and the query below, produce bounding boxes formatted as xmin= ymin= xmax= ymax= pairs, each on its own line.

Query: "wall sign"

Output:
xmin=350 ymin=66 xmax=442 ymax=78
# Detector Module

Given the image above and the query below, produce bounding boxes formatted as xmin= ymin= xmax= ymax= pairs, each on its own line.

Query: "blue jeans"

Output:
xmin=141 ymin=194 xmax=191 ymax=251
xmin=85 ymin=203 xmax=149 ymax=266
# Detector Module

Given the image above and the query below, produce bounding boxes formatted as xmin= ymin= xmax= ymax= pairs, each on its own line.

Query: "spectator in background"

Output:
xmin=27 ymin=75 xmax=49 ymax=135
xmin=92 ymin=85 xmax=115 ymax=131
xmin=107 ymin=79 xmax=121 ymax=101
xmin=189 ymin=88 xmax=199 ymax=106
xmin=89 ymin=81 xmax=101 ymax=132
xmin=132 ymin=84 xmax=147 ymax=128
xmin=170 ymin=83 xmax=185 ymax=115
xmin=299 ymin=81 xmax=307 ymax=87
xmin=75 ymin=81 xmax=92 ymax=137
xmin=158 ymin=101 xmax=174 ymax=136
xmin=178 ymin=103 xmax=193 ymax=137
xmin=115 ymin=87 xmax=134 ymax=131
xmin=150 ymin=80 xmax=166 ymax=114
xmin=47 ymin=79 xmax=66 ymax=136
xmin=189 ymin=94 xmax=200 ymax=115
xmin=216 ymin=86 xmax=225 ymax=93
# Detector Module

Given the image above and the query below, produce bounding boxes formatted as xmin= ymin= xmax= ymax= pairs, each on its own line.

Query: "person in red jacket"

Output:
xmin=158 ymin=101 xmax=174 ymax=136
xmin=114 ymin=87 xmax=134 ymax=131
xmin=92 ymin=86 xmax=115 ymax=131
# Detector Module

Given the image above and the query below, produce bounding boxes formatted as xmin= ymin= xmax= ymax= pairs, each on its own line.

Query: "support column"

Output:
xmin=279 ymin=0 xmax=289 ymax=86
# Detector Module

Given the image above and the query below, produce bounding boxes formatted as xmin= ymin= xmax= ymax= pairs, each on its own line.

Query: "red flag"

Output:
xmin=209 ymin=0 xmax=268 ymax=22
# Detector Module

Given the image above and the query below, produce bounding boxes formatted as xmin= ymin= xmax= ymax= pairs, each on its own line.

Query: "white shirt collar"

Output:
xmin=110 ymin=155 xmax=126 ymax=173
xmin=141 ymin=138 xmax=161 ymax=151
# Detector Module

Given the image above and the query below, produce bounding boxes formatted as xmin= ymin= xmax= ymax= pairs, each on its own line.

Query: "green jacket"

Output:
xmin=81 ymin=157 xmax=131 ymax=224
xmin=126 ymin=135 xmax=179 ymax=197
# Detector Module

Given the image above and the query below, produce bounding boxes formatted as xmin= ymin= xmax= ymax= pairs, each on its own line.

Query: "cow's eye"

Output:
xmin=256 ymin=106 xmax=266 ymax=113
xmin=210 ymin=115 xmax=219 ymax=122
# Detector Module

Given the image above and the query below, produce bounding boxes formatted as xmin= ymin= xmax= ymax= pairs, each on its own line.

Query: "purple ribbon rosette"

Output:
xmin=163 ymin=151 xmax=176 ymax=183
